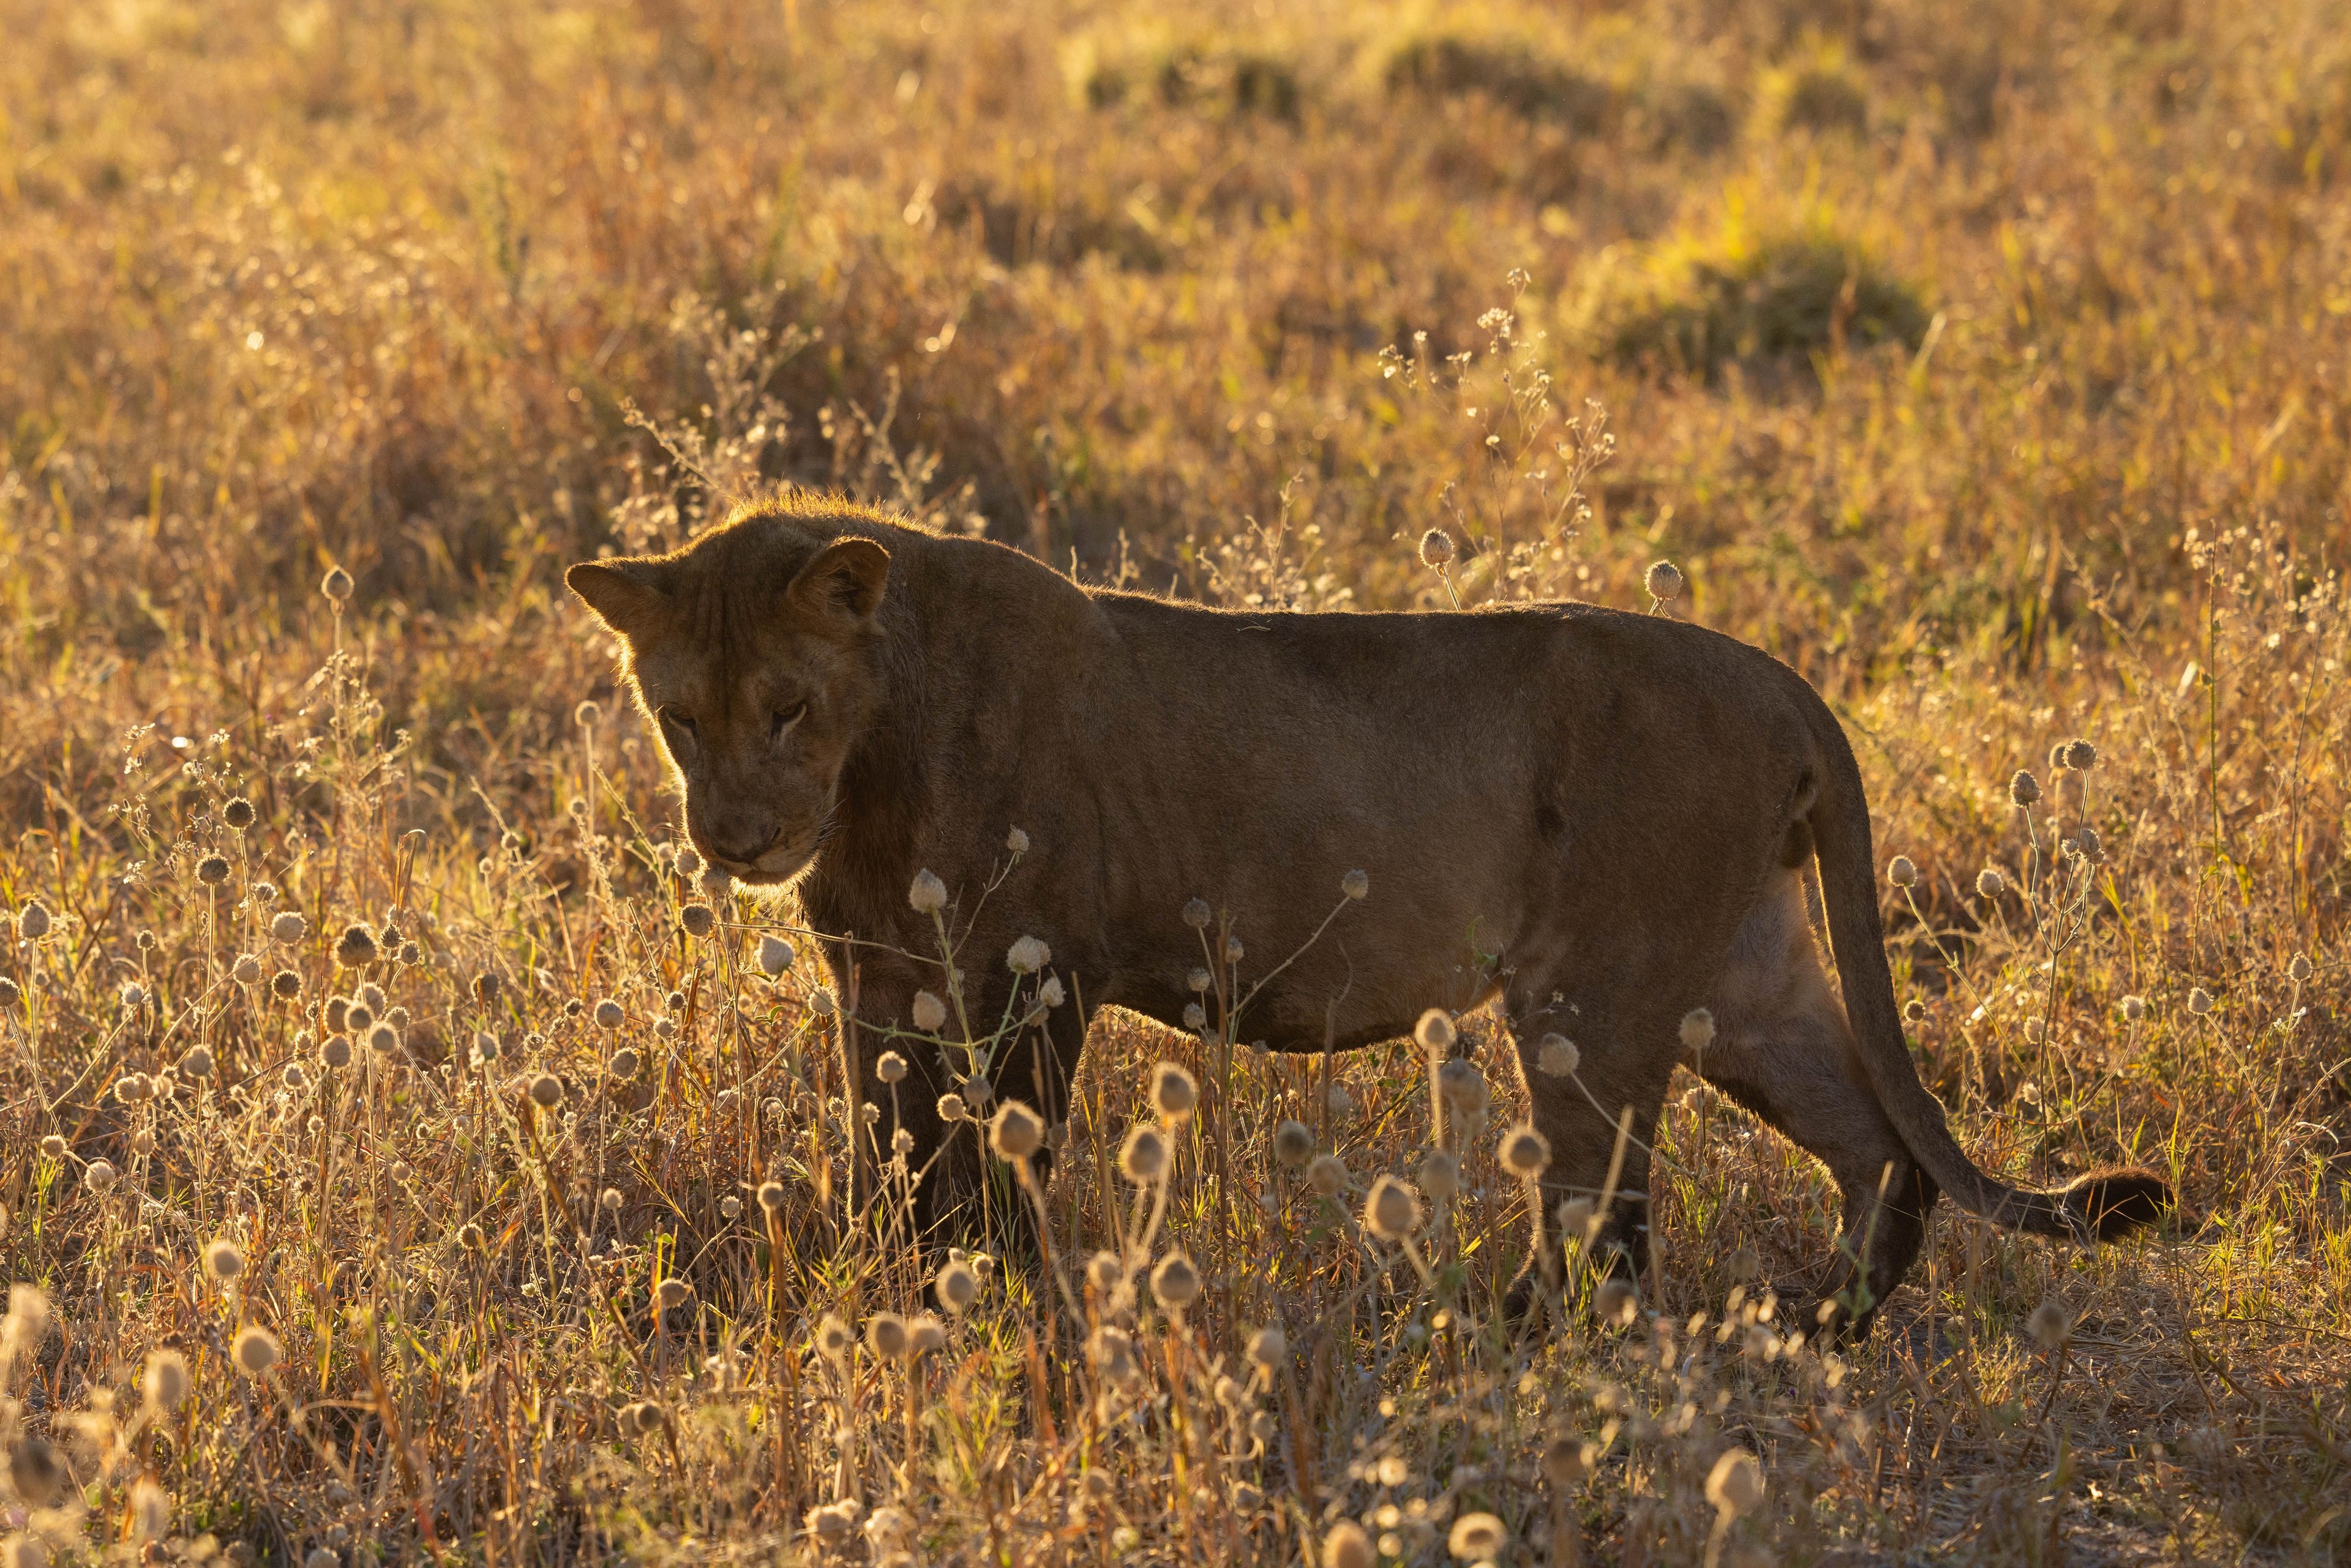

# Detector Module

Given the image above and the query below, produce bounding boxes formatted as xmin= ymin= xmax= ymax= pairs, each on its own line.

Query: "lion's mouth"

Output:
xmin=733 ymin=835 xmax=820 ymax=887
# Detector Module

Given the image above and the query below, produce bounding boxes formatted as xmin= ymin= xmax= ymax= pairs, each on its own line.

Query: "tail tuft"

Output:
xmin=2060 ymin=1168 xmax=2172 ymax=1240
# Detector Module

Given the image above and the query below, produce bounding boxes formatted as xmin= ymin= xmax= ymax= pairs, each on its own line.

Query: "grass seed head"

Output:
xmin=41 ymin=1134 xmax=66 ymax=1159
xmin=1976 ymin=866 xmax=2008 ymax=897
xmin=1537 ymin=1034 xmax=1580 ymax=1076
xmin=17 ymin=901 xmax=54 ymax=941
xmin=866 ymin=1312 xmax=909 ymax=1357
xmin=2025 ymin=1298 xmax=2072 ymax=1351
xmin=1364 ymin=1175 xmax=1423 ymax=1240
xmin=1323 ymin=1521 xmax=1374 ymax=1568
xmin=679 ymin=903 xmax=716 ymax=938
xmin=876 ymin=1050 xmax=909 ymax=1084
xmin=1150 ymin=1249 xmax=1202 ymax=1309
xmin=1679 ymin=1007 xmax=1716 ymax=1051
xmin=1341 ymin=869 xmax=1369 ymax=899
xmin=271 ymin=910 xmax=306 ymax=945
xmin=593 ymin=999 xmax=624 ymax=1029
xmin=1414 ymin=1008 xmax=1457 ymax=1055
xmin=1087 ymin=1251 xmax=1123 ymax=1292
xmin=1005 ymin=826 xmax=1030 ymax=854
xmin=989 ymin=1100 xmax=1044 ymax=1160
xmin=1448 ymin=1512 xmax=1508 ymax=1562
xmin=1418 ymin=1149 xmax=1461 ymax=1201
xmin=2288 ymin=953 xmax=2312 ymax=983
xmin=2188 ymin=986 xmax=2214 ymax=1016
xmin=231 ymin=954 xmax=262 ymax=985
xmin=143 ymin=1348 xmax=190 ymax=1410
xmin=1644 ymin=560 xmax=1684 ymax=601
xmin=320 ymin=565 xmax=353 ymax=602
xmin=1542 ymin=1436 xmax=1590 ymax=1487
xmin=936 ymin=1261 xmax=980 ymax=1315
xmin=1119 ymin=1124 xmax=1169 ymax=1185
xmin=232 ymin=1324 xmax=281 ymax=1377
xmin=1090 ymin=1324 xmax=1140 ymax=1384
xmin=0 ymin=978 xmax=18 ymax=1008
xmin=1273 ymin=1119 xmax=1315 ymax=1167
xmin=1419 ymin=528 xmax=1456 ymax=567
xmin=1247 ymin=1325 xmax=1288 ymax=1368
xmin=528 ymin=1073 xmax=564 ymax=1108
xmin=2010 ymin=770 xmax=2042 ymax=805
xmin=1438 ymin=1057 xmax=1489 ymax=1116
xmin=1499 ymin=1123 xmax=1551 ymax=1179
xmin=757 ymin=1180 xmax=787 ymax=1215
xmin=7 ymin=1434 xmax=62 ymax=1506
xmin=908 ymin=869 xmax=948 ymax=913
xmin=180 ymin=1047 xmax=213 ymax=1078
xmin=1181 ymin=897 xmax=1212 ymax=930
xmin=1150 ymin=1060 xmax=1198 ymax=1122
xmin=1595 ymin=1277 xmax=1639 ymax=1327
xmin=816 ymin=1313 xmax=855 ymax=1361
xmin=1006 ymin=934 xmax=1050 ymax=973
xmin=271 ymin=969 xmax=302 ymax=999
xmin=333 ymin=923 xmax=378 ymax=968
xmin=757 ymin=934 xmax=796 ymax=977
xmin=1706 ymin=1447 xmax=1764 ymax=1518
xmin=197 ymin=855 xmax=230 ymax=886
xmin=204 ymin=1239 xmax=244 ymax=1281
xmin=1887 ymin=855 xmax=1918 ymax=888
xmin=1307 ymin=1153 xmax=1349 ymax=1196
xmin=911 ymin=990 xmax=947 ymax=1031
xmin=86 ymin=1160 xmax=118 ymax=1193
xmin=907 ymin=1315 xmax=946 ymax=1357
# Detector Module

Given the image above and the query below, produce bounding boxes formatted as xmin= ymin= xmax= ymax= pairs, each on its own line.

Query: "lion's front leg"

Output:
xmin=836 ymin=961 xmax=1088 ymax=1255
xmin=1501 ymin=983 xmax=1681 ymax=1329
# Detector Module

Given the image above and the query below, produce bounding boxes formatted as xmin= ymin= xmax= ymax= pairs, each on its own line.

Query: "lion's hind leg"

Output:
xmin=1693 ymin=877 xmax=1938 ymax=1340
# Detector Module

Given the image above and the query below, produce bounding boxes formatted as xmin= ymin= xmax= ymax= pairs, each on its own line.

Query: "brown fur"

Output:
xmin=568 ymin=494 xmax=2171 ymax=1335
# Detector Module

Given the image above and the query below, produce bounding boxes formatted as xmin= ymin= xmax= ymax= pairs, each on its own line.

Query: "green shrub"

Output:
xmin=1378 ymin=24 xmax=1617 ymax=132
xmin=1570 ymin=209 xmax=1929 ymax=378
xmin=1760 ymin=44 xmax=1872 ymax=136
xmin=1777 ymin=62 xmax=1871 ymax=133
xmin=1067 ymin=29 xmax=1303 ymax=121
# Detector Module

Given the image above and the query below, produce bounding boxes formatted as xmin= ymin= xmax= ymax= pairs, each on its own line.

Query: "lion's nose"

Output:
xmin=706 ymin=827 xmax=778 ymax=867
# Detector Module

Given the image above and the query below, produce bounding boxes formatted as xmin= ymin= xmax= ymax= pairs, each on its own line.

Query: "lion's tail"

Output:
xmin=1796 ymin=683 xmax=2172 ymax=1242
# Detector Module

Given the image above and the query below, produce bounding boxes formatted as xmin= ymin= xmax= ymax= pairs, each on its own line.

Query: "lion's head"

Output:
xmin=565 ymin=512 xmax=891 ymax=887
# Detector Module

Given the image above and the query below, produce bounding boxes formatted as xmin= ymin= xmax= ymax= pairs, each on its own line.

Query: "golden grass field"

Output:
xmin=4 ymin=0 xmax=2350 ymax=1561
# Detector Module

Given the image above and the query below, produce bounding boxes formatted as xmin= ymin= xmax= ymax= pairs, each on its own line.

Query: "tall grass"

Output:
xmin=2 ymin=0 xmax=2347 ymax=1562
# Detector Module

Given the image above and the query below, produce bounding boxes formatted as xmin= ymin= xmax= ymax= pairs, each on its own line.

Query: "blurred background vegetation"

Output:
xmin=6 ymin=0 xmax=2349 ymax=795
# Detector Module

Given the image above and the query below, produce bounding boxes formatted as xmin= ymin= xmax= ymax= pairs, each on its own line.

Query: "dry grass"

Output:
xmin=3 ymin=0 xmax=2349 ymax=1562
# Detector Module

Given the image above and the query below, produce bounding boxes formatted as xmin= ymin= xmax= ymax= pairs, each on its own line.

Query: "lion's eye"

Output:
xmin=657 ymin=706 xmax=697 ymax=741
xmin=771 ymin=703 xmax=808 ymax=743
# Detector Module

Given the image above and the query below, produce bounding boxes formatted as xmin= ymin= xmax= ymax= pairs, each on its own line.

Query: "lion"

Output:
xmin=568 ymin=492 xmax=2170 ymax=1336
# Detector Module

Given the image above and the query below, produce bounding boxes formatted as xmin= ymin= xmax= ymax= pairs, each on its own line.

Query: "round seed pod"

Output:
xmin=1363 ymin=1176 xmax=1422 ymax=1240
xmin=989 ymin=1100 xmax=1043 ymax=1161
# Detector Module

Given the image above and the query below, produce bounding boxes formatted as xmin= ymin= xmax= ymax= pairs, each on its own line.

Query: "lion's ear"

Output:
xmin=786 ymin=536 xmax=890 ymax=630
xmin=566 ymin=558 xmax=672 ymax=642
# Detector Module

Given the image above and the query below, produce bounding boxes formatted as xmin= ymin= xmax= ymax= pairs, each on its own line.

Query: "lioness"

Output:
xmin=569 ymin=493 xmax=2168 ymax=1335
